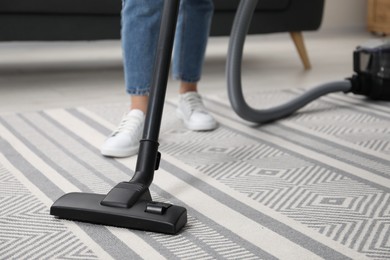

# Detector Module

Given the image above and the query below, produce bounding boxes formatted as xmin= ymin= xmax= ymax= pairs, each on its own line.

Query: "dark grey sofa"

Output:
xmin=211 ymin=0 xmax=324 ymax=36
xmin=0 ymin=0 xmax=324 ymax=40
xmin=0 ymin=0 xmax=324 ymax=68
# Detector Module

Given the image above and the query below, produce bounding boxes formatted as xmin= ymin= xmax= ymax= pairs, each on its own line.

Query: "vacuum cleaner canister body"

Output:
xmin=351 ymin=39 xmax=390 ymax=100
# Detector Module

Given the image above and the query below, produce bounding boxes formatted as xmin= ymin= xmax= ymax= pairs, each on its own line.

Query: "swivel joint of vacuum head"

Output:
xmin=100 ymin=182 xmax=151 ymax=208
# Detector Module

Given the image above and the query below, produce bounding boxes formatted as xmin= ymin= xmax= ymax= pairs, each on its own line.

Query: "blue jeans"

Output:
xmin=121 ymin=0 xmax=214 ymax=95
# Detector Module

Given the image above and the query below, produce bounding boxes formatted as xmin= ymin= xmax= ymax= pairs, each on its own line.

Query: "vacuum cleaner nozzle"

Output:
xmin=350 ymin=39 xmax=390 ymax=100
xmin=50 ymin=190 xmax=187 ymax=234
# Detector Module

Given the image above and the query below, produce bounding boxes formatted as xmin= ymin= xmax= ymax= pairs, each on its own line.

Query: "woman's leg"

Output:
xmin=101 ymin=0 xmax=164 ymax=157
xmin=173 ymin=0 xmax=217 ymax=131
xmin=123 ymin=0 xmax=214 ymax=105
xmin=102 ymin=0 xmax=216 ymax=157
xmin=172 ymin=0 xmax=214 ymax=85
xmin=122 ymin=0 xmax=164 ymax=98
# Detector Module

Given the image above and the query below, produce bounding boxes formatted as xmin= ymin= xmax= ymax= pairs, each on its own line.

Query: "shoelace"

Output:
xmin=112 ymin=114 xmax=143 ymax=136
xmin=183 ymin=94 xmax=206 ymax=113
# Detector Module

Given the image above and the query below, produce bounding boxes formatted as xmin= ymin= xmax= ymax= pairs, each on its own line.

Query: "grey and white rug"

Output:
xmin=1 ymin=88 xmax=389 ymax=259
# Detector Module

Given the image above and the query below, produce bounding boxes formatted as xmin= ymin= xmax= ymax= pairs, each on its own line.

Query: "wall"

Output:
xmin=320 ymin=0 xmax=367 ymax=33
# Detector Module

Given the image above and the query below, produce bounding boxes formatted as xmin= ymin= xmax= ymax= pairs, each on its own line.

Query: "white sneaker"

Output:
xmin=176 ymin=92 xmax=218 ymax=131
xmin=100 ymin=109 xmax=145 ymax=157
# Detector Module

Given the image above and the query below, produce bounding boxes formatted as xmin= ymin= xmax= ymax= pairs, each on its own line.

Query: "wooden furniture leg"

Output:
xmin=290 ymin=31 xmax=311 ymax=70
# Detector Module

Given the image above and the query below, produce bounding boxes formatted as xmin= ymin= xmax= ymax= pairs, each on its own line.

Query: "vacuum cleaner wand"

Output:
xmin=50 ymin=0 xmax=187 ymax=235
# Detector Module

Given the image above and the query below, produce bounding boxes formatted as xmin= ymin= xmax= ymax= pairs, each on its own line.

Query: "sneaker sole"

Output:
xmin=101 ymin=146 xmax=139 ymax=158
xmin=176 ymin=110 xmax=217 ymax=131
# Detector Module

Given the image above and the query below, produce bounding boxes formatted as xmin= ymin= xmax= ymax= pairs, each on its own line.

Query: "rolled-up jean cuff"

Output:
xmin=173 ymin=74 xmax=200 ymax=83
xmin=126 ymin=87 xmax=150 ymax=96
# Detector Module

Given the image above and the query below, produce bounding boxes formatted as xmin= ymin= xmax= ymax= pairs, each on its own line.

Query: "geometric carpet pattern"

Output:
xmin=0 ymin=89 xmax=389 ymax=259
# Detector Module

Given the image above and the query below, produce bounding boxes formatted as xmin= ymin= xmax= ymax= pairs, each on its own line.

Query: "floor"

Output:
xmin=0 ymin=31 xmax=379 ymax=115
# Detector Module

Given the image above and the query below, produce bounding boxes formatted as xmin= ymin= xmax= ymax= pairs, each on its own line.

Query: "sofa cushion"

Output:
xmin=0 ymin=0 xmax=121 ymax=15
xmin=213 ymin=0 xmax=290 ymax=11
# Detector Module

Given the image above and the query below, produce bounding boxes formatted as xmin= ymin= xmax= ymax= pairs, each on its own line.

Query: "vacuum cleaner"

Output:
xmin=227 ymin=0 xmax=390 ymax=123
xmin=50 ymin=0 xmax=390 ymax=234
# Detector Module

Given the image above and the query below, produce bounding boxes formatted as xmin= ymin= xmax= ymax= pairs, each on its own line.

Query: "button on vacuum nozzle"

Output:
xmin=145 ymin=202 xmax=172 ymax=215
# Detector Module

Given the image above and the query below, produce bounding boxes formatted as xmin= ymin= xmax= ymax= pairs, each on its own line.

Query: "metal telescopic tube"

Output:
xmin=131 ymin=0 xmax=180 ymax=186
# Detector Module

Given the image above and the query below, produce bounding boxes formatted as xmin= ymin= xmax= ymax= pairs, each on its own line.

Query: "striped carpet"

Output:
xmin=0 ymin=88 xmax=389 ymax=259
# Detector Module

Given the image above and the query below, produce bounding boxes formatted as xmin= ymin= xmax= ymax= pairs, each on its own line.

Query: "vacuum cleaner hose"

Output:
xmin=226 ymin=0 xmax=352 ymax=123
